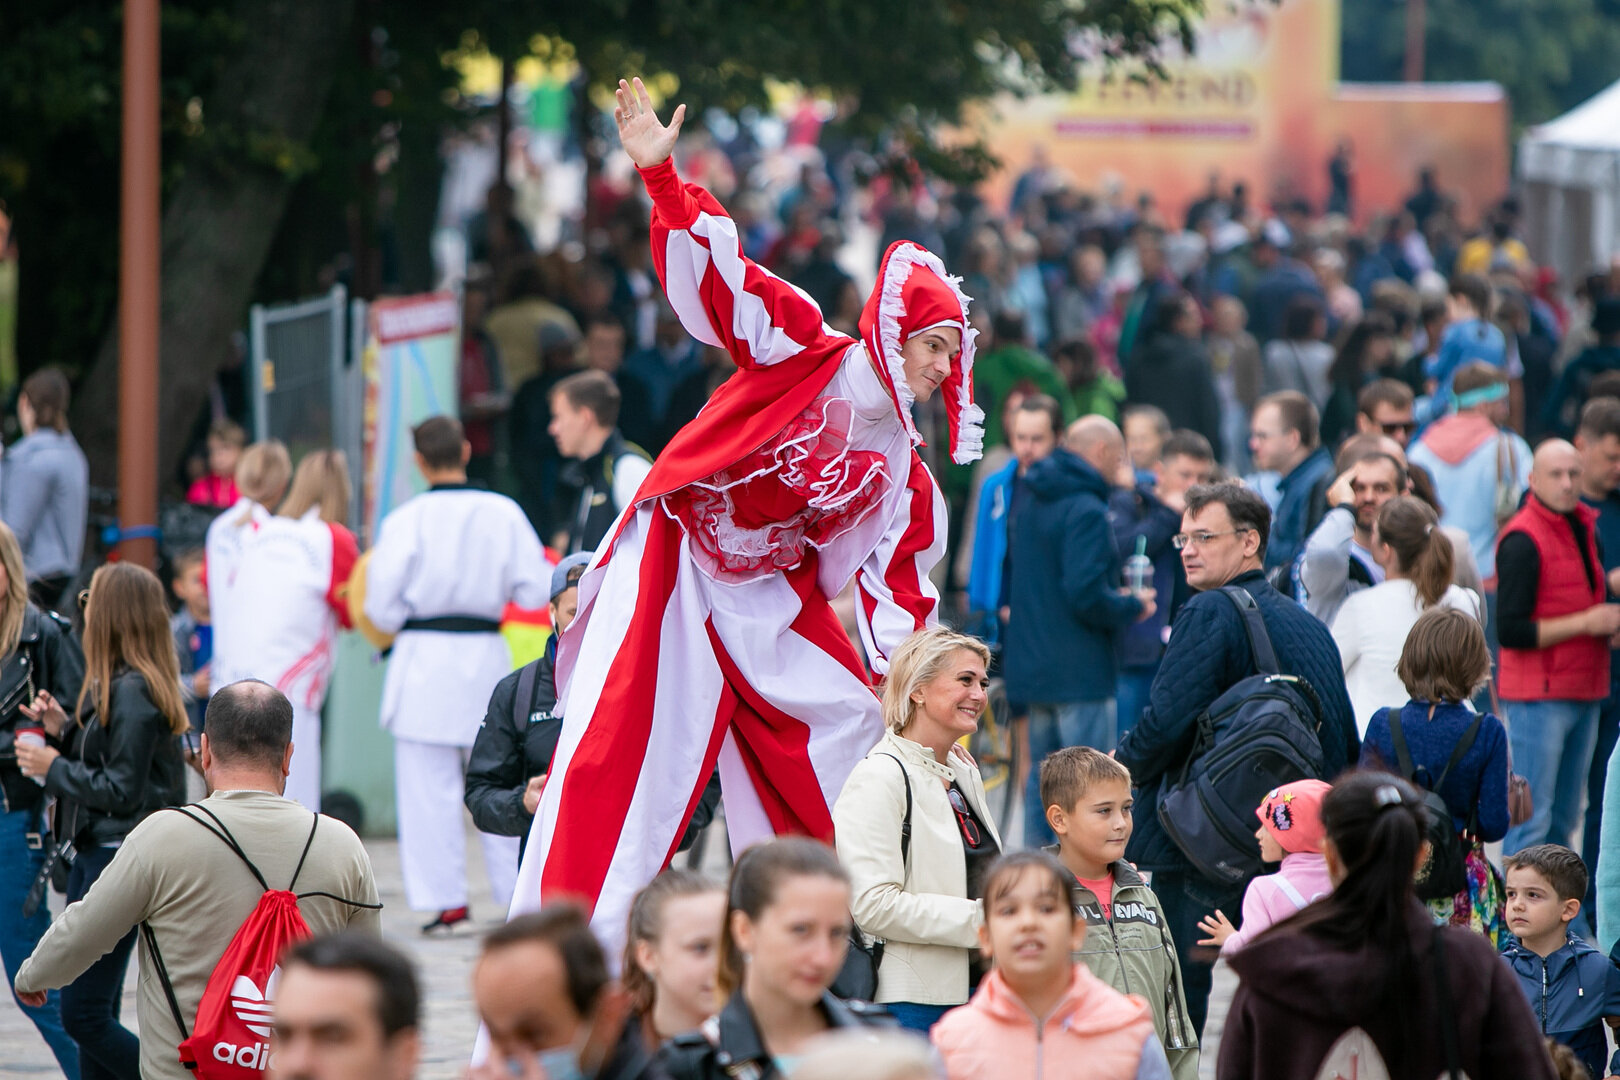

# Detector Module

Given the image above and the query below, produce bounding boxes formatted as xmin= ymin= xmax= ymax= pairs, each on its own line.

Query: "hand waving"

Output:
xmin=614 ymin=77 xmax=685 ymax=169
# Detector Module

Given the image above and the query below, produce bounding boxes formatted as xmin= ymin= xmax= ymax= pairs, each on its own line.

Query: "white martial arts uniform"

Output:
xmin=363 ymin=484 xmax=547 ymax=913
xmin=213 ymin=509 xmax=358 ymax=810
xmin=205 ymin=497 xmax=270 ymax=694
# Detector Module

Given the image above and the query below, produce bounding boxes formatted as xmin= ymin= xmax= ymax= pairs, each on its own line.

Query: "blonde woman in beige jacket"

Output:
xmin=833 ymin=627 xmax=1003 ymax=1033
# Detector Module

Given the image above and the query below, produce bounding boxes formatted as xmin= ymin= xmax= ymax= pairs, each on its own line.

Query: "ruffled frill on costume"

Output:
xmin=663 ymin=397 xmax=891 ymax=581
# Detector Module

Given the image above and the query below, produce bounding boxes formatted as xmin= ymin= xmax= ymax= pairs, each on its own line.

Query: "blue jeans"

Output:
xmin=1116 ymin=666 xmax=1158 ymax=743
xmin=886 ymin=1001 xmax=951 ymax=1033
xmin=0 ymin=805 xmax=79 ymax=1078
xmin=59 ymin=845 xmax=139 ymax=1080
xmin=1503 ymin=699 xmax=1602 ymax=856
xmin=1022 ymin=699 xmax=1116 ymax=848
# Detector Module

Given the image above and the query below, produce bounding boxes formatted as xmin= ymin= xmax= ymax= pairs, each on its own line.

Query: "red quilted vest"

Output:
xmin=1498 ymin=495 xmax=1609 ymax=701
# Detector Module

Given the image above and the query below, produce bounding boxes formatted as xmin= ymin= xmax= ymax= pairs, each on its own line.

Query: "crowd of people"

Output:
xmin=16 ymin=74 xmax=1620 ymax=1080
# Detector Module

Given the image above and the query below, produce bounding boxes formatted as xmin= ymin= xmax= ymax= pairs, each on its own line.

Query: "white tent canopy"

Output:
xmin=1520 ymin=79 xmax=1620 ymax=287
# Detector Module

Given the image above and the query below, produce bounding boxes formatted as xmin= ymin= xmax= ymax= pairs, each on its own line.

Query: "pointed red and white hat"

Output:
xmin=858 ymin=240 xmax=984 ymax=465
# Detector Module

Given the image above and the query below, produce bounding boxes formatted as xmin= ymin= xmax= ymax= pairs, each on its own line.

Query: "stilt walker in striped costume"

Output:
xmin=509 ymin=78 xmax=985 ymax=956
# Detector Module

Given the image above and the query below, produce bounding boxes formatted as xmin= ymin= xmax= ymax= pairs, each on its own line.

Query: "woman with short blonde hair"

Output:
xmin=834 ymin=625 xmax=1001 ymax=1032
xmin=278 ymin=449 xmax=351 ymax=525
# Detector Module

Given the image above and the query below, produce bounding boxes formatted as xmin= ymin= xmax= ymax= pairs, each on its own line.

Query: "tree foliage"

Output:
xmin=4 ymin=0 xmax=1213 ymax=484
xmin=1340 ymin=0 xmax=1620 ymax=128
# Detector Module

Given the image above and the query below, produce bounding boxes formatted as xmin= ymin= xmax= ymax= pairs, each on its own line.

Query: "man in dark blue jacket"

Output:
xmin=1006 ymin=415 xmax=1153 ymax=848
xmin=1251 ymin=390 xmax=1334 ymax=577
xmin=1116 ymin=481 xmax=1356 ymax=1038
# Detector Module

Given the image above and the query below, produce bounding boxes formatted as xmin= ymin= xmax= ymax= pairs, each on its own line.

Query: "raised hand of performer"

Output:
xmin=613 ymin=76 xmax=685 ymax=169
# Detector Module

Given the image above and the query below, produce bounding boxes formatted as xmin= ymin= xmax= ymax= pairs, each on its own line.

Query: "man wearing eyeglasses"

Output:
xmin=1116 ymin=481 xmax=1357 ymax=1039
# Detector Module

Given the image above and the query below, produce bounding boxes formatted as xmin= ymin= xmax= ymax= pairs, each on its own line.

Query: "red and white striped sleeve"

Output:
xmin=856 ymin=455 xmax=946 ymax=675
xmin=638 ymin=159 xmax=836 ymax=372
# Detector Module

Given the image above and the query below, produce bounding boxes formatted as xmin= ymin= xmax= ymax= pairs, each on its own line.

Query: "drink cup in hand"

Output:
xmin=15 ymin=728 xmax=46 ymax=785
xmin=1124 ymin=553 xmax=1153 ymax=596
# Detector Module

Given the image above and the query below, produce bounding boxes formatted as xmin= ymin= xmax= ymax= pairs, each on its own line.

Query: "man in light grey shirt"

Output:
xmin=0 ymin=369 xmax=89 ymax=607
xmin=15 ymin=680 xmax=381 ymax=1080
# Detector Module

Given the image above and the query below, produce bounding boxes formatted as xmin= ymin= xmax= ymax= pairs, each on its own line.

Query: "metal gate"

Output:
xmin=247 ymin=284 xmax=355 ymax=526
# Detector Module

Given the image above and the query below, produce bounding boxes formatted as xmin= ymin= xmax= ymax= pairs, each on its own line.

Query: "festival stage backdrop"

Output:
xmin=970 ymin=0 xmax=1510 ymax=225
xmin=359 ymin=292 xmax=460 ymax=544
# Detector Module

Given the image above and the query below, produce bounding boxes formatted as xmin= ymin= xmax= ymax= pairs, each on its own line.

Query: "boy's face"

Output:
xmin=1050 ymin=777 xmax=1133 ymax=868
xmin=173 ymin=563 xmax=209 ymax=621
xmin=1504 ymin=866 xmax=1578 ymax=945
xmin=549 ymin=587 xmax=579 ymax=636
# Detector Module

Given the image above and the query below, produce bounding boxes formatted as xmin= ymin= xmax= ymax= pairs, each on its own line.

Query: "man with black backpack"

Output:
xmin=1116 ymin=481 xmax=1357 ymax=1038
xmin=13 ymin=681 xmax=380 ymax=1080
xmin=464 ymin=553 xmax=719 ymax=858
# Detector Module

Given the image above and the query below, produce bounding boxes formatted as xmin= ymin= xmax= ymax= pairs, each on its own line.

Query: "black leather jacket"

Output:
xmin=0 ymin=605 xmax=84 ymax=815
xmin=46 ymin=668 xmax=183 ymax=849
xmin=465 ymin=637 xmax=721 ymax=852
xmin=658 ymin=991 xmax=892 ymax=1080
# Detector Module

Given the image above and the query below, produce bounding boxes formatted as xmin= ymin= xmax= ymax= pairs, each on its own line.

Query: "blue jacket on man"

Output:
xmin=965 ymin=458 xmax=1019 ymax=644
xmin=1116 ymin=568 xmax=1358 ymax=871
xmin=1264 ymin=445 xmax=1334 ymax=574
xmin=1004 ymin=448 xmax=1144 ymax=705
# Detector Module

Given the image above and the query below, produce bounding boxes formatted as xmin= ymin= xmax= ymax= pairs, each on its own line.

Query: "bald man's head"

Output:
xmin=203 ymin=679 xmax=294 ymax=769
xmin=1530 ymin=438 xmax=1583 ymax=514
xmin=1066 ymin=415 xmax=1127 ymax=486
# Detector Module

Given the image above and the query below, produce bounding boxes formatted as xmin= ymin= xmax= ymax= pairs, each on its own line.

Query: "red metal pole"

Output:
xmin=119 ymin=0 xmax=160 ymax=569
xmin=1404 ymin=0 xmax=1426 ymax=82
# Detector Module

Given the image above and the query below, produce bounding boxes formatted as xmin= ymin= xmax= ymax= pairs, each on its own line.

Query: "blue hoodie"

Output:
xmin=1501 ymin=931 xmax=1620 ymax=1079
xmin=1005 ymin=447 xmax=1145 ymax=704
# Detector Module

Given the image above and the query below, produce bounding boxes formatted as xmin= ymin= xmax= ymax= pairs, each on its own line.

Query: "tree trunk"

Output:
xmin=76 ymin=0 xmax=358 ymax=489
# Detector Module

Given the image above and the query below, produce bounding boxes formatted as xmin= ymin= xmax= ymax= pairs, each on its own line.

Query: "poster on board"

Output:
xmin=359 ymin=292 xmax=460 ymax=545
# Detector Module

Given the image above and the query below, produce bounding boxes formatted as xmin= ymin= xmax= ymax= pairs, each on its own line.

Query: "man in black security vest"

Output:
xmin=548 ymin=370 xmax=653 ymax=555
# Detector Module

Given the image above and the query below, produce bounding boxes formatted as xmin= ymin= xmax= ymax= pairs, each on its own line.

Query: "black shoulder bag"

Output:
xmin=830 ymin=754 xmax=911 ymax=1001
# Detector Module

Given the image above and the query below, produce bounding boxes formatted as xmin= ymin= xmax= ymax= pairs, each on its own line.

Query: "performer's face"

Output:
xmin=908 ymin=648 xmax=989 ymax=742
xmin=899 ymin=326 xmax=960 ymax=402
xmin=730 ymin=873 xmax=852 ymax=1007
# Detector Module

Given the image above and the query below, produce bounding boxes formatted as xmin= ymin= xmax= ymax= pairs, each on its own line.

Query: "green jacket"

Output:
xmin=1051 ymin=851 xmax=1199 ymax=1080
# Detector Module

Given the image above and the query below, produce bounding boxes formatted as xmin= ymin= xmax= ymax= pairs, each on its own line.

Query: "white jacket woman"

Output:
xmin=833 ymin=628 xmax=1002 ymax=1031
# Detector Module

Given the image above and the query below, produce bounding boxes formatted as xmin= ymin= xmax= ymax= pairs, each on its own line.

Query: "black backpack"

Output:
xmin=1158 ymin=586 xmax=1327 ymax=887
xmin=1388 ymin=708 xmax=1481 ymax=901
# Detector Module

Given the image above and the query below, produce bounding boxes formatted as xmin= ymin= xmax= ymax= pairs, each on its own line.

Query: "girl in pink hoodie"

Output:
xmin=932 ymin=851 xmax=1172 ymax=1080
xmin=1196 ymin=779 xmax=1334 ymax=955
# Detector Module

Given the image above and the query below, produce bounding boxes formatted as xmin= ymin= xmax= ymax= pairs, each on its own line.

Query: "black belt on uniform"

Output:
xmin=399 ymin=616 xmax=502 ymax=634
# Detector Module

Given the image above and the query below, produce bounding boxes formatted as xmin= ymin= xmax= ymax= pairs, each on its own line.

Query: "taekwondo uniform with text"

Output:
xmin=364 ymin=483 xmax=547 ymax=914
xmin=214 ymin=508 xmax=359 ymax=809
xmin=508 ymin=157 xmax=984 ymax=960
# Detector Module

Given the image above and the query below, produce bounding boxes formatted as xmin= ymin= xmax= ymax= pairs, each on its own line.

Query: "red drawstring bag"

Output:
xmin=142 ymin=806 xmax=320 ymax=1077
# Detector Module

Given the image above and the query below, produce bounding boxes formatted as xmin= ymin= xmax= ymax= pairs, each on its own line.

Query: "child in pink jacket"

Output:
xmin=932 ymin=850 xmax=1172 ymax=1080
xmin=1195 ymin=779 xmax=1333 ymax=955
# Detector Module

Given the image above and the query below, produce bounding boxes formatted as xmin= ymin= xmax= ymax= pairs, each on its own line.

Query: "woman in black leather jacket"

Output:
xmin=0 ymin=521 xmax=84 ymax=1074
xmin=659 ymin=839 xmax=891 ymax=1080
xmin=16 ymin=563 xmax=187 ymax=1080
